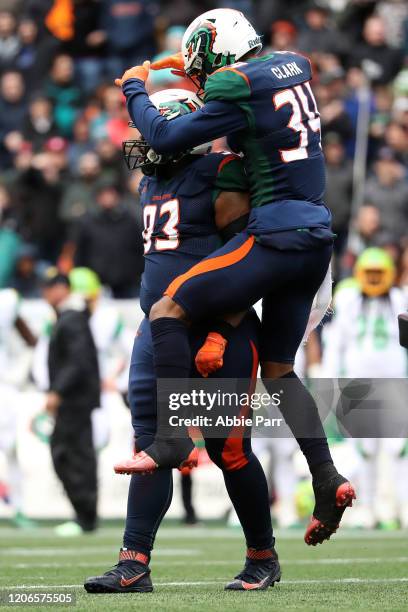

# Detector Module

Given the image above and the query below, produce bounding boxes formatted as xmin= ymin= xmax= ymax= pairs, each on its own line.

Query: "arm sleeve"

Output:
xmin=212 ymin=154 xmax=249 ymax=205
xmin=50 ymin=314 xmax=95 ymax=397
xmin=214 ymin=155 xmax=249 ymax=193
xmin=122 ymin=78 xmax=248 ymax=154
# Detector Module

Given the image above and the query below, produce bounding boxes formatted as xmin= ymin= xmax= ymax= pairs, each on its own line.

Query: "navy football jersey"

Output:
xmin=204 ymin=53 xmax=325 ymax=207
xmin=124 ymin=51 xmax=331 ymax=241
xmin=139 ymin=152 xmax=248 ymax=315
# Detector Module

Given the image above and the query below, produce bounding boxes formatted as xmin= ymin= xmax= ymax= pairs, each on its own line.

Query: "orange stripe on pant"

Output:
xmin=221 ymin=340 xmax=259 ymax=471
xmin=165 ymin=235 xmax=255 ymax=299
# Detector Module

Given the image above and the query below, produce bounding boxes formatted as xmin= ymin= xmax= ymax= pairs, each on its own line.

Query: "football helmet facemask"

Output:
xmin=122 ymin=88 xmax=211 ymax=175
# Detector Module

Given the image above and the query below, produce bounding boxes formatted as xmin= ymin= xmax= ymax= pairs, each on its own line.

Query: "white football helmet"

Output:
xmin=182 ymin=9 xmax=262 ymax=88
xmin=123 ymin=88 xmax=211 ymax=173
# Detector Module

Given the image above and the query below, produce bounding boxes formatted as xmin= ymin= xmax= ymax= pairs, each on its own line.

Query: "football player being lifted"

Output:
xmin=115 ymin=8 xmax=356 ymax=546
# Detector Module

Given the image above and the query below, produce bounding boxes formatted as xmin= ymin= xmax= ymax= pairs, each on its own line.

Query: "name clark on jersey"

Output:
xmin=168 ymin=415 xmax=283 ymax=428
xmin=271 ymin=61 xmax=303 ymax=79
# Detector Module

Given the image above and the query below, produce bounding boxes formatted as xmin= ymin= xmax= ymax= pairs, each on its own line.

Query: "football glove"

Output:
xmin=115 ymin=61 xmax=150 ymax=87
xmin=151 ymin=52 xmax=186 ymax=78
xmin=195 ymin=332 xmax=227 ymax=377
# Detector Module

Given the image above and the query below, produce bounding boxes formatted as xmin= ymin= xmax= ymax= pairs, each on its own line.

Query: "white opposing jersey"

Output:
xmin=323 ymin=286 xmax=408 ymax=378
xmin=89 ymin=301 xmax=130 ymax=382
xmin=0 ymin=289 xmax=20 ymax=375
xmin=0 ymin=288 xmax=19 ymax=337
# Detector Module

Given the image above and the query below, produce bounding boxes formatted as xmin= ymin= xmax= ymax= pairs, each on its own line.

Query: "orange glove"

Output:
xmin=195 ymin=332 xmax=227 ymax=378
xmin=179 ymin=465 xmax=193 ymax=476
xmin=115 ymin=60 xmax=150 ymax=87
xmin=151 ymin=52 xmax=186 ymax=78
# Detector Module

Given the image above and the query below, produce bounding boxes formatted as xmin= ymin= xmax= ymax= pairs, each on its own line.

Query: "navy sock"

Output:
xmin=150 ymin=318 xmax=191 ymax=379
xmin=181 ymin=472 xmax=197 ymax=522
xmin=270 ymin=371 xmax=333 ymax=470
xmin=223 ymin=454 xmax=274 ymax=550
xmin=123 ymin=469 xmax=173 ymax=557
xmin=283 ymin=371 xmax=333 ymax=469
xmin=150 ymin=317 xmax=192 ymax=442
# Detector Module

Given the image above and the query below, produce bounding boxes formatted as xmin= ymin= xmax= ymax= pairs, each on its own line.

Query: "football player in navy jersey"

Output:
xmin=84 ymin=89 xmax=280 ymax=594
xmin=114 ymin=9 xmax=356 ymax=546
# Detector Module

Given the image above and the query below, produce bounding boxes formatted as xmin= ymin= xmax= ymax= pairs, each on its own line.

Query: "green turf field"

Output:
xmin=0 ymin=524 xmax=407 ymax=611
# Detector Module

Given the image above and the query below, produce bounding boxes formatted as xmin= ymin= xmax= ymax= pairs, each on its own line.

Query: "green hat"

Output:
xmin=355 ymin=248 xmax=394 ymax=273
xmin=69 ymin=267 xmax=101 ymax=298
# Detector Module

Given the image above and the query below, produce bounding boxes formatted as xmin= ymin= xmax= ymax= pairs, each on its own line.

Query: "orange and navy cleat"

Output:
xmin=195 ymin=332 xmax=228 ymax=377
xmin=114 ymin=440 xmax=199 ymax=475
xmin=225 ymin=548 xmax=281 ymax=591
xmin=304 ymin=475 xmax=356 ymax=546
xmin=84 ymin=548 xmax=153 ymax=593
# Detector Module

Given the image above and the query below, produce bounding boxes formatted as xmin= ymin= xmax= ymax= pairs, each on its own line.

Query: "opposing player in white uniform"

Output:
xmin=323 ymin=248 xmax=408 ymax=527
xmin=0 ymin=289 xmax=37 ymax=527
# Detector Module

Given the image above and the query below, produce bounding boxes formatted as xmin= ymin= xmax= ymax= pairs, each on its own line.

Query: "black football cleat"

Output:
xmin=84 ymin=549 xmax=153 ymax=593
xmin=305 ymin=469 xmax=356 ymax=546
xmin=225 ymin=548 xmax=281 ymax=591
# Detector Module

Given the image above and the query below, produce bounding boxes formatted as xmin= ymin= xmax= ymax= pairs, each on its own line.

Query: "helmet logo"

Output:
xmin=159 ymin=106 xmax=172 ymax=116
xmin=248 ymin=36 xmax=262 ymax=49
xmin=157 ymin=99 xmax=200 ymax=121
xmin=186 ymin=20 xmax=236 ymax=81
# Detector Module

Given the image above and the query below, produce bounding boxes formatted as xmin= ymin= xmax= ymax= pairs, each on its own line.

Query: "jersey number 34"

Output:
xmin=273 ymin=82 xmax=321 ymax=163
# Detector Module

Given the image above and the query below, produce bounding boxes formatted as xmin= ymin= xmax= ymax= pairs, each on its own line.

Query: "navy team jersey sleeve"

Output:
xmin=122 ymin=78 xmax=248 ymax=154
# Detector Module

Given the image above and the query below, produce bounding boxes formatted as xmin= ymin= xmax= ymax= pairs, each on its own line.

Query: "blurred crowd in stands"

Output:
xmin=0 ymin=0 xmax=407 ymax=298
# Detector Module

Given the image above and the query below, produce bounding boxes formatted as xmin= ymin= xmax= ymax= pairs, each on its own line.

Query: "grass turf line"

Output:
xmin=0 ymin=525 xmax=407 ymax=611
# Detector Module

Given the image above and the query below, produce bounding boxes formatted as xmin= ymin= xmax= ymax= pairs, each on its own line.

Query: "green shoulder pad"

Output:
xmin=204 ymin=67 xmax=251 ymax=103
xmin=214 ymin=154 xmax=249 ymax=194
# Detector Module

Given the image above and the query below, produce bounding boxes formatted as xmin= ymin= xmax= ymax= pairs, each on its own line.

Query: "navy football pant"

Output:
xmin=123 ymin=313 xmax=273 ymax=556
xmin=165 ymin=230 xmax=332 ymax=363
xmin=160 ymin=232 xmax=334 ymax=470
